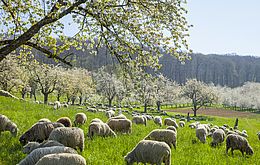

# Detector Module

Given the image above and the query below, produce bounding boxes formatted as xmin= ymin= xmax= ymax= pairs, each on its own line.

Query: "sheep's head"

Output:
xmin=124 ymin=154 xmax=134 ymax=165
xmin=19 ymin=131 xmax=31 ymax=145
xmin=246 ymin=146 xmax=254 ymax=155
xmin=22 ymin=142 xmax=40 ymax=154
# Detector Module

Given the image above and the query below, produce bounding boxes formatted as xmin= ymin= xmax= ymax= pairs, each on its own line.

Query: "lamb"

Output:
xmin=196 ymin=125 xmax=208 ymax=143
xmin=124 ymin=140 xmax=171 ymax=165
xmin=132 ymin=116 xmax=147 ymax=126
xmin=54 ymin=101 xmax=61 ymax=110
xmin=179 ymin=121 xmax=185 ymax=127
xmin=19 ymin=122 xmax=64 ymax=145
xmin=107 ymin=119 xmax=132 ymax=133
xmin=57 ymin=117 xmax=72 ymax=127
xmin=18 ymin=146 xmax=77 ymax=165
xmin=211 ymin=129 xmax=225 ymax=147
xmin=38 ymin=118 xmax=51 ymax=123
xmin=166 ymin=126 xmax=177 ymax=133
xmin=35 ymin=153 xmax=86 ymax=165
xmin=0 ymin=114 xmax=18 ymax=137
xmin=88 ymin=121 xmax=117 ymax=139
xmin=144 ymin=129 xmax=177 ymax=149
xmin=257 ymin=132 xmax=260 ymax=140
xmin=23 ymin=140 xmax=64 ymax=154
xmin=164 ymin=118 xmax=179 ymax=128
xmin=105 ymin=110 xmax=115 ymax=118
xmin=74 ymin=113 xmax=87 ymax=125
xmin=48 ymin=127 xmax=84 ymax=152
xmin=153 ymin=116 xmax=162 ymax=127
xmin=226 ymin=134 xmax=254 ymax=156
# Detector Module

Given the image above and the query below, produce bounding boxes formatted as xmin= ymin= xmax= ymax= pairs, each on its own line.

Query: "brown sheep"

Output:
xmin=226 ymin=134 xmax=254 ymax=156
xmin=57 ymin=117 xmax=72 ymax=127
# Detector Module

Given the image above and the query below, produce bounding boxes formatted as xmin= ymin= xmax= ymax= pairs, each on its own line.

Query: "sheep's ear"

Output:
xmin=11 ymin=128 xmax=16 ymax=133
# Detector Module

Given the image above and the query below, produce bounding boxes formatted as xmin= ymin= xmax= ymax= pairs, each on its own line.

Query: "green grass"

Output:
xmin=0 ymin=96 xmax=260 ymax=165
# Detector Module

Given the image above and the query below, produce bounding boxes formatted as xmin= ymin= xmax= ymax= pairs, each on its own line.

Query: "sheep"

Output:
xmin=35 ymin=153 xmax=86 ymax=165
xmin=196 ymin=125 xmax=208 ymax=143
xmin=38 ymin=118 xmax=51 ymax=123
xmin=87 ymin=108 xmax=97 ymax=113
xmin=105 ymin=110 xmax=115 ymax=118
xmin=143 ymin=114 xmax=153 ymax=120
xmin=23 ymin=140 xmax=64 ymax=154
xmin=154 ymin=116 xmax=162 ymax=127
xmin=0 ymin=114 xmax=18 ymax=137
xmin=88 ymin=121 xmax=116 ymax=139
xmin=257 ymin=132 xmax=260 ymax=140
xmin=62 ymin=103 xmax=69 ymax=108
xmin=57 ymin=117 xmax=72 ymax=127
xmin=19 ymin=122 xmax=64 ymax=145
xmin=226 ymin=134 xmax=254 ymax=156
xmin=189 ymin=122 xmax=200 ymax=129
xmin=179 ymin=121 xmax=185 ymax=127
xmin=107 ymin=119 xmax=132 ymax=133
xmin=144 ymin=129 xmax=177 ymax=149
xmin=18 ymin=146 xmax=77 ymax=165
xmin=48 ymin=127 xmax=84 ymax=152
xmin=74 ymin=113 xmax=87 ymax=125
xmin=164 ymin=118 xmax=178 ymax=128
xmin=166 ymin=126 xmax=177 ymax=133
xmin=132 ymin=116 xmax=147 ymax=126
xmin=211 ymin=129 xmax=225 ymax=147
xmin=109 ymin=114 xmax=127 ymax=120
xmin=124 ymin=140 xmax=171 ymax=165
xmin=90 ymin=118 xmax=103 ymax=123
xmin=54 ymin=101 xmax=61 ymax=110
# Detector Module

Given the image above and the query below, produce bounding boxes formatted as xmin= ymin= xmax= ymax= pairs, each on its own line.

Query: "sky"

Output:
xmin=186 ymin=0 xmax=260 ymax=56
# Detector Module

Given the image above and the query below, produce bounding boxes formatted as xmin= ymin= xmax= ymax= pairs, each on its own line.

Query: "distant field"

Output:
xmin=0 ymin=97 xmax=260 ymax=165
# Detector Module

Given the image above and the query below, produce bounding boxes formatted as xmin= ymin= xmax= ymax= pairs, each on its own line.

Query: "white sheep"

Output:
xmin=0 ymin=114 xmax=18 ymax=137
xmin=226 ymin=134 xmax=254 ymax=156
xmin=48 ymin=127 xmax=84 ymax=152
xmin=53 ymin=101 xmax=61 ymax=110
xmin=74 ymin=113 xmax=87 ymax=125
xmin=189 ymin=122 xmax=200 ymax=129
xmin=35 ymin=153 xmax=86 ymax=165
xmin=105 ymin=110 xmax=115 ymax=118
xmin=109 ymin=114 xmax=127 ymax=120
xmin=90 ymin=118 xmax=103 ymax=123
xmin=211 ymin=129 xmax=225 ymax=147
xmin=124 ymin=140 xmax=171 ymax=165
xmin=107 ymin=119 xmax=132 ymax=133
xmin=196 ymin=125 xmax=208 ymax=143
xmin=22 ymin=140 xmax=64 ymax=154
xmin=179 ymin=121 xmax=185 ymax=127
xmin=166 ymin=126 xmax=177 ymax=133
xmin=19 ymin=122 xmax=64 ymax=145
xmin=154 ymin=116 xmax=163 ymax=127
xmin=88 ymin=121 xmax=116 ymax=139
xmin=164 ymin=118 xmax=178 ymax=128
xmin=144 ymin=129 xmax=177 ymax=149
xmin=18 ymin=146 xmax=77 ymax=165
xmin=257 ymin=132 xmax=260 ymax=140
xmin=132 ymin=116 xmax=147 ymax=126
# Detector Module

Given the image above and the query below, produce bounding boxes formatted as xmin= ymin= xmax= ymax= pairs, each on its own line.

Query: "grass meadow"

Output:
xmin=0 ymin=96 xmax=260 ymax=165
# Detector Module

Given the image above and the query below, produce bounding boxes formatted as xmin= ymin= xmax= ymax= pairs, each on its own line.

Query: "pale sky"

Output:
xmin=186 ymin=0 xmax=260 ymax=56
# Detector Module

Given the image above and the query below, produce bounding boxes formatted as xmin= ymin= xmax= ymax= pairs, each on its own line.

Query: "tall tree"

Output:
xmin=0 ymin=0 xmax=191 ymax=67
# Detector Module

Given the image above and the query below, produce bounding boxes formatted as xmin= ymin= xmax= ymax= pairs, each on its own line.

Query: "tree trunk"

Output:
xmin=21 ymin=93 xmax=26 ymax=99
xmin=156 ymin=101 xmax=161 ymax=112
xmin=193 ymin=109 xmax=197 ymax=117
xmin=144 ymin=102 xmax=147 ymax=113
xmin=79 ymin=96 xmax=83 ymax=105
xmin=57 ymin=93 xmax=60 ymax=102
xmin=108 ymin=98 xmax=112 ymax=107
xmin=43 ymin=93 xmax=48 ymax=104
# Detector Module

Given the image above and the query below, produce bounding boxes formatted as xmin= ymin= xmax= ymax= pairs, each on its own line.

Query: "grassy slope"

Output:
xmin=0 ymin=96 xmax=259 ymax=165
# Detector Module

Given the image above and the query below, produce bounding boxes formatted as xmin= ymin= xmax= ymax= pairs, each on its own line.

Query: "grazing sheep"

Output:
xmin=257 ymin=132 xmax=260 ymax=140
xmin=48 ymin=127 xmax=84 ymax=152
xmin=18 ymin=146 xmax=77 ymax=165
xmin=0 ymin=114 xmax=18 ymax=137
xmin=62 ymin=103 xmax=69 ymax=108
xmin=23 ymin=140 xmax=64 ymax=154
xmin=109 ymin=114 xmax=127 ymax=120
xmin=88 ymin=121 xmax=116 ymax=139
xmin=19 ymin=122 xmax=64 ymax=145
xmin=143 ymin=114 xmax=153 ymax=120
xmin=154 ymin=116 xmax=163 ymax=127
xmin=179 ymin=121 xmax=185 ymax=127
xmin=74 ymin=113 xmax=87 ymax=125
xmin=196 ymin=125 xmax=208 ymax=143
xmin=211 ymin=129 xmax=225 ymax=147
xmin=35 ymin=153 xmax=86 ymax=165
xmin=144 ymin=129 xmax=177 ymax=149
xmin=226 ymin=134 xmax=254 ymax=156
xmin=166 ymin=126 xmax=177 ymax=133
xmin=198 ymin=124 xmax=211 ymax=133
xmin=107 ymin=119 xmax=132 ymax=133
xmin=124 ymin=140 xmax=171 ymax=165
xmin=90 ymin=118 xmax=103 ymax=123
xmin=105 ymin=110 xmax=115 ymax=118
xmin=189 ymin=122 xmax=200 ymax=129
xmin=132 ymin=116 xmax=147 ymax=126
xmin=38 ymin=118 xmax=51 ymax=123
xmin=87 ymin=108 xmax=97 ymax=113
xmin=164 ymin=118 xmax=178 ymax=128
xmin=54 ymin=101 xmax=61 ymax=110
xmin=57 ymin=117 xmax=72 ymax=127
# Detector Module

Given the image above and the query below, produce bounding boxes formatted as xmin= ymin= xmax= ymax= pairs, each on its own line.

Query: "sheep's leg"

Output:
xmin=231 ymin=149 xmax=234 ymax=155
xmin=226 ymin=147 xmax=229 ymax=154
xmin=240 ymin=150 xmax=244 ymax=156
